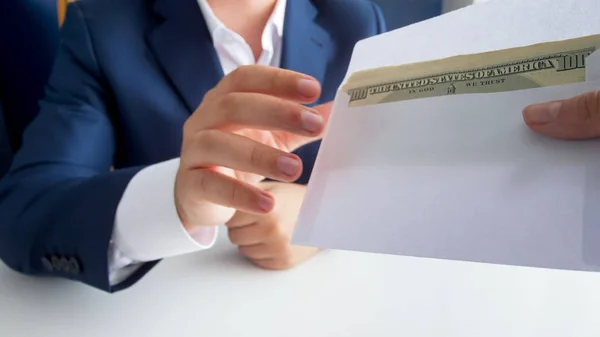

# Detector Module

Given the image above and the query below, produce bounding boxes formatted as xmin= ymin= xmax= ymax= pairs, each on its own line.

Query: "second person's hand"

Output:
xmin=175 ymin=65 xmax=333 ymax=232
xmin=523 ymin=90 xmax=600 ymax=139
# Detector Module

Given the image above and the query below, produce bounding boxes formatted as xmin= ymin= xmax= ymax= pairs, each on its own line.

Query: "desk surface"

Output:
xmin=1 ymin=228 xmax=600 ymax=337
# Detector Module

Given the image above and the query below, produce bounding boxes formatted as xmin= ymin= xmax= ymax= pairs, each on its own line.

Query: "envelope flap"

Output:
xmin=342 ymin=0 xmax=600 ymax=84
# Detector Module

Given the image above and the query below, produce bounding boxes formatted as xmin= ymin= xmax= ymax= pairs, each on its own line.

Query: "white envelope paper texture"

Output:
xmin=293 ymin=0 xmax=600 ymax=272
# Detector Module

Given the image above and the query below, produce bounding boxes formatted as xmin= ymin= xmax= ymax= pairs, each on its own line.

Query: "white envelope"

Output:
xmin=293 ymin=0 xmax=600 ymax=272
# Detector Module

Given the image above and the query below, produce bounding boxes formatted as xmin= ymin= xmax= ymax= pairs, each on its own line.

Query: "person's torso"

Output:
xmin=77 ymin=0 xmax=382 ymax=183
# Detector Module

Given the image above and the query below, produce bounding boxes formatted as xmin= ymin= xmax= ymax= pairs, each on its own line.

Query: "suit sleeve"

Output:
xmin=371 ymin=1 xmax=387 ymax=34
xmin=0 ymin=99 xmax=11 ymax=177
xmin=0 ymin=3 xmax=156 ymax=293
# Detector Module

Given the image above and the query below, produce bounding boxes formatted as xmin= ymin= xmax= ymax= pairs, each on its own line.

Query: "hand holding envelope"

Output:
xmin=524 ymin=91 xmax=600 ymax=140
xmin=292 ymin=0 xmax=600 ymax=272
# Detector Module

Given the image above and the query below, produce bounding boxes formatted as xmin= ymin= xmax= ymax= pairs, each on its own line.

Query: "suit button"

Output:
xmin=52 ymin=256 xmax=69 ymax=273
xmin=67 ymin=257 xmax=80 ymax=275
xmin=51 ymin=256 xmax=60 ymax=271
xmin=41 ymin=257 xmax=53 ymax=272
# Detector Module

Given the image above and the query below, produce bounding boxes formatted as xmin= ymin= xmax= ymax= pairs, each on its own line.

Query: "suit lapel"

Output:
xmin=146 ymin=0 xmax=332 ymax=112
xmin=280 ymin=0 xmax=333 ymax=105
xmin=147 ymin=0 xmax=223 ymax=112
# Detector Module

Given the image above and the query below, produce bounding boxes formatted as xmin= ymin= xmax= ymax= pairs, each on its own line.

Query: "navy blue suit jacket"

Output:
xmin=0 ymin=0 xmax=385 ymax=292
xmin=0 ymin=0 xmax=62 ymax=176
xmin=0 ymin=103 xmax=10 ymax=177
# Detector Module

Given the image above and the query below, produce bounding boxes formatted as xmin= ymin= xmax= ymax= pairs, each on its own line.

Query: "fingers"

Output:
xmin=276 ymin=101 xmax=335 ymax=152
xmin=523 ymin=90 xmax=600 ymax=139
xmin=227 ymin=220 xmax=287 ymax=246
xmin=185 ymin=168 xmax=275 ymax=214
xmin=225 ymin=207 xmax=257 ymax=229
xmin=228 ymin=221 xmax=295 ymax=264
xmin=314 ymin=101 xmax=334 ymax=125
xmin=182 ymin=130 xmax=303 ymax=182
xmin=249 ymin=258 xmax=292 ymax=270
xmin=197 ymin=92 xmax=326 ymax=136
xmin=214 ymin=65 xmax=321 ymax=104
xmin=237 ymin=243 xmax=290 ymax=261
xmin=238 ymin=244 xmax=318 ymax=270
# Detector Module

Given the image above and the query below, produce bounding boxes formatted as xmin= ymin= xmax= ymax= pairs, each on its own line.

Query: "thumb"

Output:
xmin=283 ymin=101 xmax=334 ymax=151
xmin=523 ymin=90 xmax=600 ymax=140
xmin=225 ymin=209 xmax=258 ymax=229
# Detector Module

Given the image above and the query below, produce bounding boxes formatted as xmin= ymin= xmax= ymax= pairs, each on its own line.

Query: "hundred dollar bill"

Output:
xmin=343 ymin=34 xmax=600 ymax=107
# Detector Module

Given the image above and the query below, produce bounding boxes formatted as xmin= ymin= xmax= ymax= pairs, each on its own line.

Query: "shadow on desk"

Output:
xmin=0 ymin=263 xmax=72 ymax=296
xmin=0 ymin=236 xmax=245 ymax=294
xmin=0 ymin=231 xmax=333 ymax=298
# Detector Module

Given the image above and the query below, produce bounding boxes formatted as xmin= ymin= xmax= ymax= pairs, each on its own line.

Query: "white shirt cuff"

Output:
xmin=108 ymin=158 xmax=218 ymax=284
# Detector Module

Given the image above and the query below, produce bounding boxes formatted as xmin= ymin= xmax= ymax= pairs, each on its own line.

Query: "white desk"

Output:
xmin=1 ymin=228 xmax=600 ymax=337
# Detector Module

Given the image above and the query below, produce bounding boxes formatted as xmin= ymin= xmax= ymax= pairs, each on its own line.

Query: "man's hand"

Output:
xmin=174 ymin=65 xmax=333 ymax=232
xmin=225 ymin=181 xmax=318 ymax=270
xmin=523 ymin=90 xmax=600 ymax=139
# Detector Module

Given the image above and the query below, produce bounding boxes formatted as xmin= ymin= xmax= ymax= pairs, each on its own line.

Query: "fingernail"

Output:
xmin=298 ymin=79 xmax=320 ymax=98
xmin=258 ymin=193 xmax=275 ymax=212
xmin=278 ymin=156 xmax=301 ymax=176
xmin=301 ymin=110 xmax=324 ymax=133
xmin=525 ymin=101 xmax=562 ymax=124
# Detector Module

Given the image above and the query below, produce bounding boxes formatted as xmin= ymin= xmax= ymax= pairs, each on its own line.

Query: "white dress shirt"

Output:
xmin=108 ymin=0 xmax=287 ymax=285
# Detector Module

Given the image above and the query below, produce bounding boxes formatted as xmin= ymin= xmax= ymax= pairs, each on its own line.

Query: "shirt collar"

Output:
xmin=197 ymin=0 xmax=286 ymax=38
